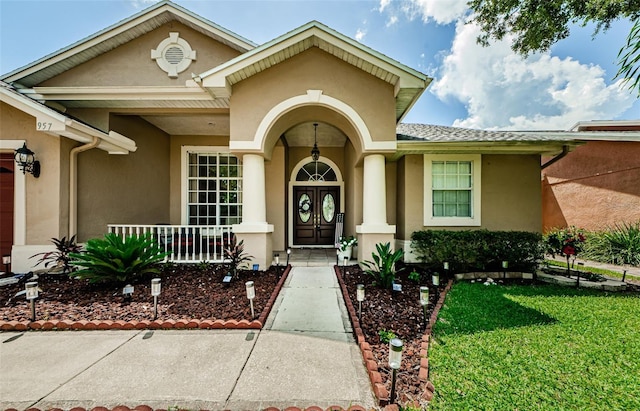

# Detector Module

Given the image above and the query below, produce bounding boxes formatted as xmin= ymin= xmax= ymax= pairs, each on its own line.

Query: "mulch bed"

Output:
xmin=339 ymin=263 xmax=444 ymax=406
xmin=0 ymin=264 xmax=283 ymax=323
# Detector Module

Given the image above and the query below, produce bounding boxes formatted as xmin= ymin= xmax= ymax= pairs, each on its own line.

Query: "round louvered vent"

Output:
xmin=151 ymin=32 xmax=196 ymax=78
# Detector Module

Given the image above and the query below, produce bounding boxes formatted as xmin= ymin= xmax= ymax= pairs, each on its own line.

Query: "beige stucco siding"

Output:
xmin=77 ymin=115 xmax=170 ymax=241
xmin=230 ymin=47 xmax=397 ymax=156
xmin=41 ymin=23 xmax=242 ymax=87
xmin=266 ymin=143 xmax=286 ymax=251
xmin=0 ymin=102 xmax=64 ymax=244
xmin=397 ymin=153 xmax=542 ymax=240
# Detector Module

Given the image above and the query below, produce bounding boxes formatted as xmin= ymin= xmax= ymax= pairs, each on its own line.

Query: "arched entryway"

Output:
xmin=289 ymin=157 xmax=344 ymax=248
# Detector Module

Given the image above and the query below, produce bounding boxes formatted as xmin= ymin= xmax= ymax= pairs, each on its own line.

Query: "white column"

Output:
xmin=241 ymin=153 xmax=267 ymax=224
xmin=362 ymin=154 xmax=388 ymax=226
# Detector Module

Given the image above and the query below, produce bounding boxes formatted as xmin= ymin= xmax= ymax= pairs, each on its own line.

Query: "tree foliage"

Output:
xmin=468 ymin=0 xmax=640 ymax=94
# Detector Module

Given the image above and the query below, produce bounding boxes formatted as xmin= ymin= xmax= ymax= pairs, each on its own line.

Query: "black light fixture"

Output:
xmin=14 ymin=143 xmax=40 ymax=178
xmin=311 ymin=122 xmax=320 ymax=161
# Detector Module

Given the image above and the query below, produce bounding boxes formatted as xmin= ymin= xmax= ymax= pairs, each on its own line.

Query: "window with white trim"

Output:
xmin=186 ymin=152 xmax=242 ymax=225
xmin=424 ymin=154 xmax=481 ymax=226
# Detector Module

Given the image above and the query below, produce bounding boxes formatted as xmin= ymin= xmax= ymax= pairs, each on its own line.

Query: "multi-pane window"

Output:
xmin=432 ymin=161 xmax=472 ymax=217
xmin=187 ymin=152 xmax=242 ymax=225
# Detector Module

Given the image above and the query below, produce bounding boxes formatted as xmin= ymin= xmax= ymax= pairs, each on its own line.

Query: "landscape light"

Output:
xmin=123 ymin=284 xmax=134 ymax=300
xmin=151 ymin=278 xmax=161 ymax=320
xmin=502 ymin=260 xmax=508 ymax=279
xmin=443 ymin=261 xmax=449 ymax=270
xmin=356 ymin=284 xmax=365 ymax=322
xmin=275 ymin=253 xmax=280 ymax=266
xmin=432 ymin=273 xmax=440 ymax=302
xmin=420 ymin=286 xmax=429 ymax=330
xmin=246 ymin=281 xmax=255 ymax=318
xmin=2 ymin=255 xmax=10 ymax=274
xmin=286 ymin=248 xmax=291 ymax=266
xmin=388 ymin=338 xmax=403 ymax=404
xmin=25 ymin=281 xmax=38 ymax=321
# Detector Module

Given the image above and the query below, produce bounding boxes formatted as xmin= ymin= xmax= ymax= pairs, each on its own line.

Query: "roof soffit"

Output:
xmin=2 ymin=1 xmax=256 ymax=88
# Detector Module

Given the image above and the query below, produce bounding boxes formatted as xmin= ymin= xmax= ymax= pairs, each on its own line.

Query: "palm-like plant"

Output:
xmin=224 ymin=235 xmax=253 ymax=280
xmin=30 ymin=236 xmax=82 ymax=273
xmin=69 ymin=233 xmax=167 ymax=284
xmin=361 ymin=242 xmax=404 ymax=289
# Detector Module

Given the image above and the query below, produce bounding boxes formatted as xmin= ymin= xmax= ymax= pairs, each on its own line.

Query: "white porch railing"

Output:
xmin=108 ymin=224 xmax=233 ymax=263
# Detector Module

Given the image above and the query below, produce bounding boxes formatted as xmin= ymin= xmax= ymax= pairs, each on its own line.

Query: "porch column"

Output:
xmin=356 ymin=154 xmax=396 ymax=261
xmin=232 ymin=153 xmax=273 ymax=269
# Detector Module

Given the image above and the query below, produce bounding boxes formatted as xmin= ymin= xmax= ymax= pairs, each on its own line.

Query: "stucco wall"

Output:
xmin=229 ymin=47 xmax=397 ymax=158
xmin=397 ymin=153 xmax=542 ymax=241
xmin=0 ymin=102 xmax=64 ymax=244
xmin=542 ymin=141 xmax=640 ymax=231
xmin=77 ymin=115 xmax=170 ymax=241
xmin=40 ymin=23 xmax=241 ymax=87
xmin=266 ymin=143 xmax=286 ymax=251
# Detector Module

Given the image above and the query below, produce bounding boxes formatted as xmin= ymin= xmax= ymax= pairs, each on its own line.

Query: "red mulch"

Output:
xmin=0 ymin=264 xmax=282 ymax=322
xmin=339 ymin=264 xmax=442 ymax=406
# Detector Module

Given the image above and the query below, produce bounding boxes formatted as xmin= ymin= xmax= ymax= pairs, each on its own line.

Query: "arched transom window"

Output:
xmin=296 ymin=161 xmax=337 ymax=182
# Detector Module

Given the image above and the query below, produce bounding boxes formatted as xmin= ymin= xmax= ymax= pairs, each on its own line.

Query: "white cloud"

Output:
xmin=378 ymin=0 xmax=392 ymax=13
xmin=355 ymin=28 xmax=367 ymax=42
xmin=431 ymin=22 xmax=635 ymax=130
xmin=403 ymin=0 xmax=468 ymax=25
xmin=386 ymin=15 xmax=399 ymax=27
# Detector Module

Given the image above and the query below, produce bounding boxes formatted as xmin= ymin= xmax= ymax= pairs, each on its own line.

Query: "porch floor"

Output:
xmin=280 ymin=248 xmax=353 ymax=267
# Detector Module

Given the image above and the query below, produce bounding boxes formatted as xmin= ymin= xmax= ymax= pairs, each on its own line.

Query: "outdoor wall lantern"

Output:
xmin=25 ymin=281 xmax=39 ymax=321
xmin=420 ymin=286 xmax=429 ymax=330
xmin=14 ymin=143 xmax=40 ymax=178
xmin=2 ymin=255 xmax=10 ymax=274
xmin=389 ymin=338 xmax=404 ymax=404
xmin=151 ymin=278 xmax=161 ymax=320
xmin=246 ymin=281 xmax=255 ymax=318
xmin=311 ymin=122 xmax=320 ymax=161
xmin=356 ymin=284 xmax=365 ymax=322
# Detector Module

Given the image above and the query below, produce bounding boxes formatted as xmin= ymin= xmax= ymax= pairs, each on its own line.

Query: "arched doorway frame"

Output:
xmin=289 ymin=156 xmax=345 ymax=248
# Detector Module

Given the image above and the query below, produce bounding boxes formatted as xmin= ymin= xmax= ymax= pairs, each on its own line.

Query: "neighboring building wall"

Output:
xmin=542 ymin=141 xmax=640 ymax=231
xmin=76 ymin=115 xmax=170 ymax=241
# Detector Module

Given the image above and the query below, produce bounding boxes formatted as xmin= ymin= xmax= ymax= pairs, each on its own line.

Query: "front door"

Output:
xmin=293 ymin=186 xmax=340 ymax=246
xmin=0 ymin=153 xmax=14 ymax=261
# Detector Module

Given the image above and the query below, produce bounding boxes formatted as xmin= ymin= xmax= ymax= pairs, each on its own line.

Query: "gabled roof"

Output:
xmin=0 ymin=82 xmax=136 ymax=154
xmin=396 ymin=123 xmax=579 ymax=156
xmin=1 ymin=0 xmax=256 ymax=88
xmin=196 ymin=21 xmax=431 ymax=122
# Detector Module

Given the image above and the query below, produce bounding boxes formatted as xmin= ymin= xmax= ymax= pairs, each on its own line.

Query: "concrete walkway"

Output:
xmin=0 ymin=266 xmax=376 ymax=410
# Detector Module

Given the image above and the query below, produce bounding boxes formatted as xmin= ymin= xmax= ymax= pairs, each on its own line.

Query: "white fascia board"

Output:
xmin=518 ymin=130 xmax=640 ymax=142
xmin=199 ymin=22 xmax=428 ymax=89
xmin=569 ymin=119 xmax=640 ymax=131
xmin=0 ymin=87 xmax=136 ymax=154
xmin=395 ymin=141 xmax=576 ymax=156
xmin=25 ymin=86 xmax=211 ymax=101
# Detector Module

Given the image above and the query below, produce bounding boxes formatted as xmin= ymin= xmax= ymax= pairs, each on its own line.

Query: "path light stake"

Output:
xmin=336 ymin=248 xmax=340 ymax=266
xmin=443 ymin=261 xmax=449 ymax=280
xmin=123 ymin=284 xmax=134 ymax=301
xmin=502 ymin=260 xmax=508 ymax=280
xmin=25 ymin=281 xmax=38 ymax=321
xmin=286 ymin=248 xmax=291 ymax=266
xmin=246 ymin=281 xmax=255 ymax=319
xmin=420 ymin=286 xmax=429 ymax=330
xmin=2 ymin=255 xmax=10 ymax=274
xmin=343 ymin=256 xmax=349 ymax=278
xmin=389 ymin=338 xmax=403 ymax=404
xmin=432 ymin=272 xmax=440 ymax=302
xmin=356 ymin=284 xmax=365 ymax=323
xmin=622 ymin=269 xmax=627 ymax=282
xmin=275 ymin=253 xmax=281 ymax=278
xmin=151 ymin=278 xmax=161 ymax=320
xmin=576 ymin=262 xmax=584 ymax=288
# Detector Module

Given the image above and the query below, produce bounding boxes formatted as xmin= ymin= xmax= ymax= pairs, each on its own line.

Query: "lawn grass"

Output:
xmin=428 ymin=282 xmax=640 ymax=410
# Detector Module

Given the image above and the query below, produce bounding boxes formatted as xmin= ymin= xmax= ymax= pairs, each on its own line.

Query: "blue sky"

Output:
xmin=1 ymin=0 xmax=638 ymax=130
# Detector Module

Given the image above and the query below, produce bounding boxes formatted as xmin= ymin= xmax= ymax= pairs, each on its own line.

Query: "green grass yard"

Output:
xmin=428 ymin=282 xmax=640 ymax=410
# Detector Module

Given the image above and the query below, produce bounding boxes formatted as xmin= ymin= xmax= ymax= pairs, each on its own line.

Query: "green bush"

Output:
xmin=581 ymin=222 xmax=640 ymax=266
xmin=70 ymin=233 xmax=167 ymax=284
xmin=410 ymin=229 xmax=543 ymax=273
xmin=361 ymin=242 xmax=404 ymax=289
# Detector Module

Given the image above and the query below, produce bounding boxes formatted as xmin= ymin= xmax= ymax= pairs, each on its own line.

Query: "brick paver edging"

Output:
xmin=334 ymin=265 xmax=453 ymax=408
xmin=0 ymin=265 xmax=291 ymax=332
xmin=4 ymin=406 xmax=370 ymax=411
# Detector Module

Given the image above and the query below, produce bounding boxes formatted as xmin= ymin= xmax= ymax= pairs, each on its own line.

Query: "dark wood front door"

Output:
xmin=293 ymin=186 xmax=340 ymax=246
xmin=0 ymin=154 xmax=14 ymax=261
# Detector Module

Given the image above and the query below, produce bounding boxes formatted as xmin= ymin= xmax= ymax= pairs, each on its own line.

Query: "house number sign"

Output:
xmin=37 ymin=121 xmax=52 ymax=131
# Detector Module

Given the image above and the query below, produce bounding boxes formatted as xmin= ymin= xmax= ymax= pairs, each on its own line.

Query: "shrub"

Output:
xmin=224 ymin=235 xmax=253 ymax=279
xmin=30 ymin=236 xmax=82 ymax=273
xmin=361 ymin=242 xmax=404 ymax=289
xmin=69 ymin=233 xmax=167 ymax=284
xmin=581 ymin=222 xmax=640 ymax=266
xmin=410 ymin=230 xmax=543 ymax=273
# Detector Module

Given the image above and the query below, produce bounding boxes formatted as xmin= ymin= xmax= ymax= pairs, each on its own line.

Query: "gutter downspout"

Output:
xmin=69 ymin=137 xmax=101 ymax=237
xmin=541 ymin=145 xmax=570 ymax=170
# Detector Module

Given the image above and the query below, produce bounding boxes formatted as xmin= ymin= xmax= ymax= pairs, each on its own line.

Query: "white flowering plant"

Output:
xmin=338 ymin=236 xmax=357 ymax=252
